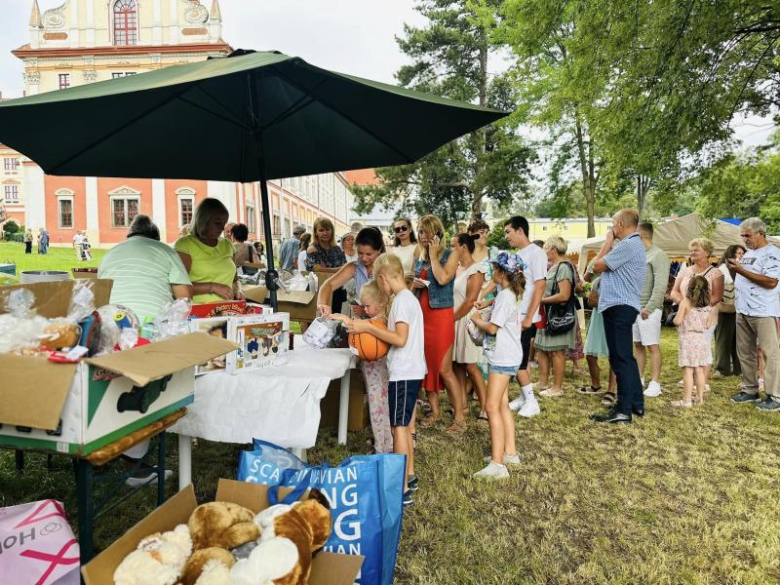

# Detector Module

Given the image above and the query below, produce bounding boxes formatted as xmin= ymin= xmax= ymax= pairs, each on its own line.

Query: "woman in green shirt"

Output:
xmin=175 ymin=198 xmax=242 ymax=303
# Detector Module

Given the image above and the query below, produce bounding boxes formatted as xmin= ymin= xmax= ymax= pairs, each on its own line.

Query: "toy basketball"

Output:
xmin=349 ymin=319 xmax=390 ymax=361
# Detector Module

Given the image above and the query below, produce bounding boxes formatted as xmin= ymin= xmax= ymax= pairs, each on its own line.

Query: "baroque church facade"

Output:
xmin=0 ymin=0 xmax=355 ymax=247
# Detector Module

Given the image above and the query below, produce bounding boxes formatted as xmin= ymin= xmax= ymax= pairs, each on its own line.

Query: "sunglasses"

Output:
xmin=394 ymin=225 xmax=409 ymax=234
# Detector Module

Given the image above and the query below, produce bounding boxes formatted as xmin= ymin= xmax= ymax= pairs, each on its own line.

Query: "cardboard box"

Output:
xmin=0 ymin=280 xmax=237 ymax=456
xmin=244 ymin=285 xmax=317 ymax=323
xmin=82 ymin=479 xmax=364 ymax=585
xmin=227 ymin=313 xmax=290 ymax=374
xmin=320 ymin=373 xmax=369 ymax=431
xmin=71 ymin=267 xmax=98 ymax=279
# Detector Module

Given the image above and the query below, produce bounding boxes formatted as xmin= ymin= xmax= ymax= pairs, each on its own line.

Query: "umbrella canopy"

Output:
xmin=0 ymin=49 xmax=509 ymax=308
xmin=0 ymin=50 xmax=507 ymax=182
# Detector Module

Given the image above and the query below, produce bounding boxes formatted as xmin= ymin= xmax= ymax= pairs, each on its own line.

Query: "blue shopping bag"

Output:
xmin=238 ymin=440 xmax=405 ymax=585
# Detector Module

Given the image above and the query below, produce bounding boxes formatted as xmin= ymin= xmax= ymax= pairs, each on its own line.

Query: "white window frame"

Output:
xmin=4 ymin=183 xmax=19 ymax=203
xmin=3 ymin=158 xmax=19 ymax=174
xmin=176 ymin=188 xmax=195 ymax=228
xmin=245 ymin=201 xmax=256 ymax=234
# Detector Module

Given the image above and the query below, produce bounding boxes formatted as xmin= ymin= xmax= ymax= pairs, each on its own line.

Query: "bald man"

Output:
xmin=590 ymin=209 xmax=647 ymax=423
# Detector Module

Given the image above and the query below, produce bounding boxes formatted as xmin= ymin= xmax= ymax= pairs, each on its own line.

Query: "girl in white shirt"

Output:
xmin=470 ymin=252 xmax=526 ymax=480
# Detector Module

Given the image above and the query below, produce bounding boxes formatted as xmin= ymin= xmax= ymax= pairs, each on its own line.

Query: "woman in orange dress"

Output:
xmin=414 ymin=215 xmax=466 ymax=436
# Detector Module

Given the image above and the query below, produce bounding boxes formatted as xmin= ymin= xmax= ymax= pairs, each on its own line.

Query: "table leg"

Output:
xmin=338 ymin=369 xmax=351 ymax=445
xmin=76 ymin=458 xmax=94 ymax=565
xmin=178 ymin=434 xmax=192 ymax=491
xmin=157 ymin=432 xmax=166 ymax=506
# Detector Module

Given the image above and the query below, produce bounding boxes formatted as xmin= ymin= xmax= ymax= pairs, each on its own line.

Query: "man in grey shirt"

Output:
xmin=279 ymin=224 xmax=306 ymax=271
xmin=633 ymin=223 xmax=671 ymax=398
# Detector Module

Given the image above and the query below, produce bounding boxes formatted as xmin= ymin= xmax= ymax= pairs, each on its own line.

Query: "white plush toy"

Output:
xmin=113 ymin=524 xmax=192 ymax=585
xmin=229 ymin=538 xmax=300 ymax=585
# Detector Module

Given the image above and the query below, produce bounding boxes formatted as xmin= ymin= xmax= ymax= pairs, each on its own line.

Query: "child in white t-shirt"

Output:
xmin=344 ymin=253 xmax=426 ymax=506
xmin=470 ymin=252 xmax=526 ymax=479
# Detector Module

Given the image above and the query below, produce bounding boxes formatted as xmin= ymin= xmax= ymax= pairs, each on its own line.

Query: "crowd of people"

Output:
xmin=91 ymin=197 xmax=780 ymax=498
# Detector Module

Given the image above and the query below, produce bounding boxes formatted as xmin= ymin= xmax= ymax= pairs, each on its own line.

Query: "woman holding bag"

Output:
xmin=535 ymin=236 xmax=576 ymax=397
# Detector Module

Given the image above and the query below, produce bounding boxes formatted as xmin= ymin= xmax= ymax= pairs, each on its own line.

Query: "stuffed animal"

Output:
xmin=188 ymin=502 xmax=260 ymax=551
xmin=187 ymin=496 xmax=332 ymax=585
xmin=113 ymin=524 xmax=192 ymax=585
xmin=181 ymin=547 xmax=235 ymax=585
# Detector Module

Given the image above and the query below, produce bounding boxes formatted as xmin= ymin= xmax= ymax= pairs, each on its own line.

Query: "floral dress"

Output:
xmin=678 ymin=307 xmax=713 ymax=367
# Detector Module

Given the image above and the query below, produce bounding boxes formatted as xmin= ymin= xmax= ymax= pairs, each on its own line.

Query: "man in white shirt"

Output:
xmin=72 ymin=231 xmax=85 ymax=261
xmin=503 ymin=216 xmax=547 ymax=418
xmin=729 ymin=217 xmax=780 ymax=411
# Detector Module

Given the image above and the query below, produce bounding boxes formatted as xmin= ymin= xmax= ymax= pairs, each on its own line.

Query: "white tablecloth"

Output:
xmin=170 ymin=347 xmax=354 ymax=448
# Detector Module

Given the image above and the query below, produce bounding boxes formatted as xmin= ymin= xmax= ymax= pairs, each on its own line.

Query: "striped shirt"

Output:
xmin=598 ymin=232 xmax=646 ymax=312
xmin=98 ymin=236 xmax=191 ymax=323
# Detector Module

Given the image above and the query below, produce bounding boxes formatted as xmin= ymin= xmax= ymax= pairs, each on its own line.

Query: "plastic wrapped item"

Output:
xmin=152 ymin=298 xmax=193 ymax=341
xmin=67 ymin=280 xmax=96 ymax=323
xmin=286 ymin=271 xmax=309 ymax=292
xmin=0 ymin=288 xmax=49 ymax=354
xmin=96 ymin=304 xmax=140 ymax=354
xmin=302 ymin=317 xmax=338 ymax=349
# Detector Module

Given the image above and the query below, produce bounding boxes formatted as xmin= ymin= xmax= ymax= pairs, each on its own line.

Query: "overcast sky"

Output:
xmin=0 ymin=1 xmax=772 ymax=147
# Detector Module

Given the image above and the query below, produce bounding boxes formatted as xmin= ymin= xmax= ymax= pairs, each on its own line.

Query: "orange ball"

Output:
xmin=349 ymin=319 xmax=390 ymax=361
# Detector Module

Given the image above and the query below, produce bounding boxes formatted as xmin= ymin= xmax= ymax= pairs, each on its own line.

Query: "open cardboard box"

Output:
xmin=244 ymin=285 xmax=317 ymax=323
xmin=0 ymin=280 xmax=237 ymax=456
xmin=82 ymin=479 xmax=364 ymax=585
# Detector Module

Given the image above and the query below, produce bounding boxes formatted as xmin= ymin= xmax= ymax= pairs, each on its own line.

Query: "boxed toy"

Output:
xmin=190 ymin=300 xmax=270 ymax=319
xmin=0 ymin=280 xmax=237 ymax=457
xmin=81 ymin=479 xmax=363 ymax=585
xmin=227 ymin=313 xmax=290 ymax=374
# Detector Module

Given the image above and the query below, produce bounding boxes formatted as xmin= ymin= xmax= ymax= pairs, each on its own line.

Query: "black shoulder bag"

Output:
xmin=546 ymin=262 xmax=577 ymax=335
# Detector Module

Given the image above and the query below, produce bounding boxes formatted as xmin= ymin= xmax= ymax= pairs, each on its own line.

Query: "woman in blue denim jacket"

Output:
xmin=414 ymin=215 xmax=467 ymax=436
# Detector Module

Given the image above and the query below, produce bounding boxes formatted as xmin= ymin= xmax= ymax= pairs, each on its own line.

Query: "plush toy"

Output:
xmin=113 ymin=524 xmax=192 ymax=585
xmin=184 ymin=495 xmax=331 ymax=585
xmin=187 ymin=502 xmax=260 ymax=551
xmin=181 ymin=547 xmax=235 ymax=585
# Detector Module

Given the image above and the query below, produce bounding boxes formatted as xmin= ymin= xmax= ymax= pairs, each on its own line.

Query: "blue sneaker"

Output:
xmin=403 ymin=490 xmax=414 ymax=507
xmin=407 ymin=475 xmax=419 ymax=492
xmin=756 ymin=398 xmax=780 ymax=411
xmin=731 ymin=391 xmax=761 ymax=404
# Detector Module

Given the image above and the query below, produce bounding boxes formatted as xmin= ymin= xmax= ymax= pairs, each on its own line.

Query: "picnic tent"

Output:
xmin=575 ymin=213 xmax=780 ymax=272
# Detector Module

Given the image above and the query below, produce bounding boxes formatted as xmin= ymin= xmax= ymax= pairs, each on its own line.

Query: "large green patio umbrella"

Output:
xmin=0 ymin=49 xmax=508 ymax=308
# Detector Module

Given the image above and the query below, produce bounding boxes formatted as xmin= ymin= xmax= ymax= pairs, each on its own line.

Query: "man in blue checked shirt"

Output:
xmin=589 ymin=209 xmax=647 ymax=423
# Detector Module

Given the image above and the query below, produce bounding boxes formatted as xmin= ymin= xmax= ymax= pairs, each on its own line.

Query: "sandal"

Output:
xmin=600 ymin=391 xmax=617 ymax=406
xmin=578 ymin=385 xmax=602 ymax=395
xmin=477 ymin=411 xmax=489 ymax=423
xmin=671 ymin=399 xmax=693 ymax=408
xmin=419 ymin=416 xmax=439 ymax=428
xmin=446 ymin=420 xmax=467 ymax=437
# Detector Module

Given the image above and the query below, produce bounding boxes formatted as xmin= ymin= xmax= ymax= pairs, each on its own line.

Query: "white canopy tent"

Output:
xmin=574 ymin=213 xmax=780 ymax=272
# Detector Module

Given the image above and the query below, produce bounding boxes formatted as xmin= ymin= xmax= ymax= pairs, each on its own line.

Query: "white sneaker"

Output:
xmin=125 ymin=469 xmax=173 ymax=488
xmin=473 ymin=461 xmax=509 ymax=479
xmin=483 ymin=453 xmax=521 ymax=465
xmin=644 ymin=381 xmax=662 ymax=397
xmin=518 ymin=400 xmax=540 ymax=418
xmin=508 ymin=396 xmax=526 ymax=412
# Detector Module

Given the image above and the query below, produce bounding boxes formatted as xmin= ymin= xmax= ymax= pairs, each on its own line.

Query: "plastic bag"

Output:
xmin=302 ymin=317 xmax=337 ymax=349
xmin=0 ymin=288 xmax=49 ymax=354
xmin=150 ymin=298 xmax=192 ymax=341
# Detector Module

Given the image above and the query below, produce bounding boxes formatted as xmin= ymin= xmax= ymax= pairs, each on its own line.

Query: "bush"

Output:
xmin=3 ymin=220 xmax=19 ymax=234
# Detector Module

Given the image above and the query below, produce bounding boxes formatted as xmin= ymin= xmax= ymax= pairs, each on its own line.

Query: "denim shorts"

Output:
xmin=388 ymin=379 xmax=422 ymax=427
xmin=489 ymin=364 xmax=520 ymax=376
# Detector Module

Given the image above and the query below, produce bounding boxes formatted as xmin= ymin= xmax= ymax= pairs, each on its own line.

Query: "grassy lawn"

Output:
xmin=2 ymin=246 xmax=780 ymax=582
xmin=0 ymin=241 xmax=105 ymax=275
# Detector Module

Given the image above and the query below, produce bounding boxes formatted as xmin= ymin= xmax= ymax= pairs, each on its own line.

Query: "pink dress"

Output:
xmin=678 ymin=307 xmax=713 ymax=367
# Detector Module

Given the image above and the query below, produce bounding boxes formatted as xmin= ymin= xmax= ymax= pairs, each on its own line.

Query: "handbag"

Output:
xmin=545 ymin=262 xmax=577 ymax=335
xmin=239 ymin=440 xmax=406 ymax=585
xmin=466 ymin=307 xmax=492 ymax=346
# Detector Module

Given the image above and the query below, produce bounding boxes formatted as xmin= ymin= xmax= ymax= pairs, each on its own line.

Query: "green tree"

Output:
xmin=2 ymin=220 xmax=19 ymax=234
xmin=351 ymin=0 xmax=536 ymax=229
xmin=487 ymin=220 xmax=509 ymax=249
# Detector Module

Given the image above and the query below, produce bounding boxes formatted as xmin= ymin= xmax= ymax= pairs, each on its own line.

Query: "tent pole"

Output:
xmin=249 ymin=70 xmax=278 ymax=312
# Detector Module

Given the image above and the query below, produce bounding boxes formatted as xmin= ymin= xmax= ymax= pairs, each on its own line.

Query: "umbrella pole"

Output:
xmin=257 ymin=166 xmax=278 ymax=312
xmin=248 ymin=69 xmax=279 ymax=312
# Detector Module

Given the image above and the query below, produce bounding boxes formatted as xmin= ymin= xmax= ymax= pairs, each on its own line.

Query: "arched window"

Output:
xmin=113 ymin=0 xmax=138 ymax=46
